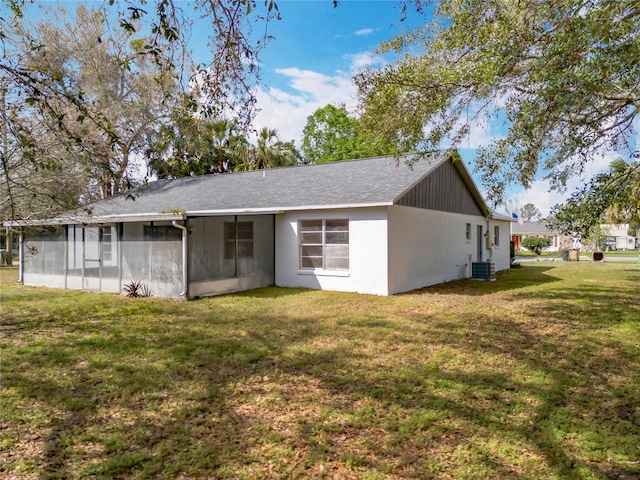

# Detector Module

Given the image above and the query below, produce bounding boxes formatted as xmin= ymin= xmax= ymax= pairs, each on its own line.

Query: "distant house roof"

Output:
xmin=511 ymin=221 xmax=557 ymax=235
xmin=7 ymin=151 xmax=495 ymax=226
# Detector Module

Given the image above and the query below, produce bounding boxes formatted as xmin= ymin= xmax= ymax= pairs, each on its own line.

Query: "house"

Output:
xmin=601 ymin=224 xmax=637 ymax=251
xmin=511 ymin=221 xmax=563 ymax=252
xmin=6 ymin=152 xmax=511 ymax=299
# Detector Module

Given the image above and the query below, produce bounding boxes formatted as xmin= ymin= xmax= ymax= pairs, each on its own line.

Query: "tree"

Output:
xmin=520 ymin=203 xmax=542 ymax=222
xmin=301 ymin=104 xmax=399 ymax=164
xmin=548 ymin=154 xmax=640 ymax=238
xmin=521 ymin=237 xmax=551 ymax=255
xmin=1 ymin=3 xmax=180 ymax=223
xmin=0 ymin=0 xmax=285 ymax=220
xmin=356 ymin=0 xmax=640 ymax=202
xmin=148 ymin=115 xmax=249 ymax=178
xmin=1 ymin=0 xmax=284 ymax=129
xmin=1 ymin=76 xmax=94 ymax=224
xmin=240 ymin=127 xmax=296 ymax=171
xmin=282 ymin=140 xmax=303 ymax=166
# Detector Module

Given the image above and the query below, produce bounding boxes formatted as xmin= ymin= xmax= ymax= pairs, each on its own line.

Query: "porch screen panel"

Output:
xmin=23 ymin=227 xmax=65 ymax=275
xmin=121 ymin=223 xmax=149 ymax=280
xmin=101 ymin=224 xmax=120 ymax=285
xmin=67 ymin=225 xmax=83 ymax=276
xmin=189 ymin=216 xmax=236 ymax=282
xmin=148 ymin=223 xmax=182 ymax=285
xmin=121 ymin=222 xmax=182 ymax=288
xmin=238 ymin=215 xmax=274 ymax=276
xmin=84 ymin=227 xmax=100 ymax=280
xmin=188 ymin=215 xmax=274 ymax=283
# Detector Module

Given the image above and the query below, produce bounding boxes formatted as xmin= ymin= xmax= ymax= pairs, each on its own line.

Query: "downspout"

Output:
xmin=64 ymin=225 xmax=68 ymax=289
xmin=172 ymin=220 xmax=189 ymax=300
xmin=17 ymin=227 xmax=24 ymax=284
xmin=118 ymin=223 xmax=123 ymax=294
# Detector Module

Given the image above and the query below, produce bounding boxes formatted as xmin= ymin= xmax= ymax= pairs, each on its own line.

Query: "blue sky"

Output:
xmin=225 ymin=0 xmax=635 ymax=215
xmin=24 ymin=1 xmax=638 ymax=215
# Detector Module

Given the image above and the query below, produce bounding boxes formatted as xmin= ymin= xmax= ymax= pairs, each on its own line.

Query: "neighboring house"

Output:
xmin=600 ymin=223 xmax=637 ymax=251
xmin=511 ymin=221 xmax=563 ymax=252
xmin=6 ymin=152 xmax=511 ymax=299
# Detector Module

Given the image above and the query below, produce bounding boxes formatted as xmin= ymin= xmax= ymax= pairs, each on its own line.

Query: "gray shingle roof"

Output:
xmin=9 ymin=151 xmax=493 ymax=226
xmin=69 ymin=152 xmax=454 ymax=222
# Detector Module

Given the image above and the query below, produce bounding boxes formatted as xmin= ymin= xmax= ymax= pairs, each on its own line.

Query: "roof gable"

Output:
xmin=395 ymin=158 xmax=485 ymax=216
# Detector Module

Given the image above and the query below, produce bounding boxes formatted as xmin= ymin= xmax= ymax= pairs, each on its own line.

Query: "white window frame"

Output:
xmin=465 ymin=223 xmax=472 ymax=242
xmin=494 ymin=225 xmax=500 ymax=247
xmin=298 ymin=219 xmax=349 ymax=272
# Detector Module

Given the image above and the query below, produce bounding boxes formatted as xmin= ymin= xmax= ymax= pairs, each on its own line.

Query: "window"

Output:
xmin=102 ymin=227 xmax=112 ymax=263
xmin=494 ymin=226 xmax=500 ymax=246
xmin=144 ymin=225 xmax=182 ymax=241
xmin=224 ymin=221 xmax=254 ymax=259
xmin=466 ymin=223 xmax=471 ymax=241
xmin=299 ymin=219 xmax=349 ymax=271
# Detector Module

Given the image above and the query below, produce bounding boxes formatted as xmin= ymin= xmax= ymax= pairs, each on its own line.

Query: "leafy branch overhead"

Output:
xmin=0 ymin=0 xmax=290 ymax=222
xmin=548 ymin=154 xmax=640 ymax=238
xmin=357 ymin=0 xmax=640 ymax=202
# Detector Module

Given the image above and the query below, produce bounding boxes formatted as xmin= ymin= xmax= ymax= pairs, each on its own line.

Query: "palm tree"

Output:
xmin=246 ymin=127 xmax=296 ymax=170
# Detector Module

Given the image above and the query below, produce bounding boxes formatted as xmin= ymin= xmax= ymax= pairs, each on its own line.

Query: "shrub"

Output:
xmin=123 ymin=281 xmax=152 ymax=298
xmin=521 ymin=236 xmax=551 ymax=255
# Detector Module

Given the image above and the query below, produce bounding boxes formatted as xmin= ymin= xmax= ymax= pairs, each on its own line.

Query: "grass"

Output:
xmin=1 ymin=262 xmax=639 ymax=479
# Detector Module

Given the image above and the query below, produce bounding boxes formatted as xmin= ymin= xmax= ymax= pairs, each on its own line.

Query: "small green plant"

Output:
xmin=123 ymin=280 xmax=152 ymax=297
xmin=521 ymin=236 xmax=552 ymax=255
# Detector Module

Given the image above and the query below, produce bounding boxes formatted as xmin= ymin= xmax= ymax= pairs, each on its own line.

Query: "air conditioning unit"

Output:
xmin=472 ymin=262 xmax=495 ymax=280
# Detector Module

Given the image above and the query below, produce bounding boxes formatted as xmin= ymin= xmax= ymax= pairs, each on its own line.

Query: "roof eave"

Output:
xmin=4 ymin=203 xmax=394 ymax=227
xmin=4 ymin=212 xmax=187 ymax=227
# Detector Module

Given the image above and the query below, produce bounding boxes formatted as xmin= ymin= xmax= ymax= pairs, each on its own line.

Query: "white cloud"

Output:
xmin=344 ymin=51 xmax=384 ymax=71
xmin=457 ymin=117 xmax=505 ymax=150
xmin=504 ymin=152 xmax=617 ymax=217
xmin=354 ymin=28 xmax=375 ymax=36
xmin=252 ymin=67 xmax=357 ymax=142
xmin=252 ymin=60 xmax=639 ymax=214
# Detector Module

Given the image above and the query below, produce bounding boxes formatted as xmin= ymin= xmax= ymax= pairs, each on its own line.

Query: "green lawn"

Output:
xmin=1 ymin=263 xmax=639 ymax=479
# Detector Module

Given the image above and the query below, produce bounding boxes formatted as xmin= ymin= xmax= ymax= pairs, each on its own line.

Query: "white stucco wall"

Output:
xmin=488 ymin=218 xmax=512 ymax=271
xmin=275 ymin=208 xmax=389 ymax=295
xmin=387 ymin=206 xmax=496 ymax=294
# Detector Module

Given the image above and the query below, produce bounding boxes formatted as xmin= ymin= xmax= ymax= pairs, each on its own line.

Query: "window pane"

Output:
xmin=300 ymin=232 xmax=322 ymax=244
xmin=238 ymin=222 xmax=253 ymax=240
xmin=301 ymin=245 xmax=323 ymax=257
xmin=326 ymin=232 xmax=349 ymax=244
xmin=301 ymin=256 xmax=323 ymax=268
xmin=238 ymin=240 xmax=253 ymax=258
xmin=325 ymin=244 xmax=348 ymax=258
xmin=300 ymin=220 xmax=322 ymax=231
xmin=325 ymin=256 xmax=349 ymax=270
xmin=102 ymin=227 xmax=112 ymax=262
xmin=326 ymin=219 xmax=348 ymax=231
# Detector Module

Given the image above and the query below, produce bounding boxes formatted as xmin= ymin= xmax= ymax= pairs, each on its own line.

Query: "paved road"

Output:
xmin=515 ymin=255 xmax=639 ymax=263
